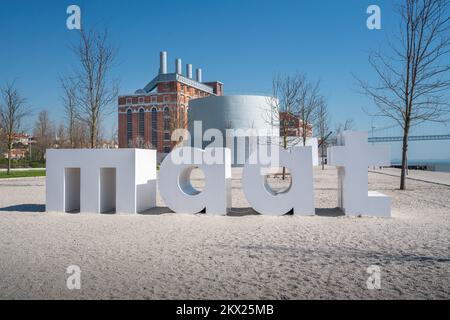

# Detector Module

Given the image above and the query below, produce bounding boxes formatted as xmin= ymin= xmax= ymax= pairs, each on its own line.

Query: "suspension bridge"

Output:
xmin=368 ymin=122 xmax=450 ymax=143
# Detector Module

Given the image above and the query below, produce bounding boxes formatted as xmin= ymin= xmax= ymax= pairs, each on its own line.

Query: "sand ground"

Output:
xmin=0 ymin=167 xmax=448 ymax=299
xmin=370 ymin=167 xmax=450 ymax=186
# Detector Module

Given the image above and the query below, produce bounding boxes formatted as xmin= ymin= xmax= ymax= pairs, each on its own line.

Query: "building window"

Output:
xmin=164 ymin=146 xmax=171 ymax=153
xmin=138 ymin=108 xmax=145 ymax=140
xmin=164 ymin=132 xmax=170 ymax=141
xmin=151 ymin=96 xmax=157 ymax=103
xmin=151 ymin=108 xmax=158 ymax=148
xmin=164 ymin=118 xmax=170 ymax=131
xmin=126 ymin=98 xmax=132 ymax=104
xmin=126 ymin=109 xmax=132 ymax=146
xmin=138 ymin=97 xmax=144 ymax=103
xmin=163 ymin=107 xmax=170 ymax=131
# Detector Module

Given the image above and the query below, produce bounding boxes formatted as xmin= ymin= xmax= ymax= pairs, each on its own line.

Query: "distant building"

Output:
xmin=2 ymin=133 xmax=35 ymax=159
xmin=118 ymin=51 xmax=224 ymax=154
xmin=118 ymin=51 xmax=318 ymax=165
xmin=13 ymin=133 xmax=34 ymax=146
xmin=279 ymin=112 xmax=313 ymax=138
xmin=4 ymin=148 xmax=27 ymax=159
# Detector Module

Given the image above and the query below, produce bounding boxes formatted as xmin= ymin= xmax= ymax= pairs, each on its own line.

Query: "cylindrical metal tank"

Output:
xmin=186 ymin=64 xmax=193 ymax=79
xmin=175 ymin=58 xmax=182 ymax=74
xmin=188 ymin=95 xmax=280 ymax=166
xmin=196 ymin=68 xmax=203 ymax=82
xmin=159 ymin=51 xmax=167 ymax=74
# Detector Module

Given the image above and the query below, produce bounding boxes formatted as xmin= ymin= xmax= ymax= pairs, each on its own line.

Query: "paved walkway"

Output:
xmin=370 ymin=167 xmax=450 ymax=186
xmin=0 ymin=168 xmax=45 ymax=172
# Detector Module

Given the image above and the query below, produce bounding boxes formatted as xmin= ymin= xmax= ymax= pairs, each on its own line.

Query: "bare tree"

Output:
xmin=297 ymin=78 xmax=321 ymax=145
xmin=334 ymin=118 xmax=355 ymax=136
xmin=265 ymin=73 xmax=304 ymax=179
xmin=0 ymin=124 xmax=4 ymax=149
xmin=110 ymin=124 xmax=118 ymax=148
xmin=0 ymin=82 xmax=30 ymax=174
xmin=0 ymin=115 xmax=5 ymax=154
xmin=33 ymin=110 xmax=54 ymax=161
xmin=316 ymin=99 xmax=331 ymax=170
xmin=358 ymin=0 xmax=450 ymax=190
xmin=74 ymin=126 xmax=86 ymax=147
xmin=55 ymin=123 xmax=67 ymax=148
xmin=68 ymin=28 xmax=118 ymax=148
xmin=61 ymin=77 xmax=90 ymax=148
xmin=129 ymin=135 xmax=152 ymax=149
xmin=61 ymin=77 xmax=78 ymax=148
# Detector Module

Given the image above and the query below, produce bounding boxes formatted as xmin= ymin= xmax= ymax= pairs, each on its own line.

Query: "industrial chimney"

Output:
xmin=175 ymin=58 xmax=182 ymax=75
xmin=196 ymin=68 xmax=203 ymax=83
xmin=159 ymin=51 xmax=167 ymax=74
xmin=186 ymin=64 xmax=193 ymax=79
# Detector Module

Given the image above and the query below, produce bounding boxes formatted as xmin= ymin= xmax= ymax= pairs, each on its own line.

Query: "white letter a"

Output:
xmin=66 ymin=5 xmax=81 ymax=30
xmin=366 ymin=5 xmax=381 ymax=30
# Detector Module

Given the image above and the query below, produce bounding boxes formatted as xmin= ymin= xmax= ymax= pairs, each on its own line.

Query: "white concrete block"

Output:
xmin=308 ymin=138 xmax=319 ymax=167
xmin=46 ymin=149 xmax=157 ymax=214
xmin=242 ymin=146 xmax=315 ymax=216
xmin=291 ymin=137 xmax=319 ymax=166
xmin=327 ymin=131 xmax=391 ymax=217
xmin=158 ymin=147 xmax=232 ymax=215
xmin=366 ymin=191 xmax=391 ymax=217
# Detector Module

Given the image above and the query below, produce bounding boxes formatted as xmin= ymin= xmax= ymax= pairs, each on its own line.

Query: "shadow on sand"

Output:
xmin=0 ymin=204 xmax=344 ymax=217
xmin=315 ymin=207 xmax=345 ymax=217
xmin=139 ymin=207 xmax=173 ymax=215
xmin=0 ymin=204 xmax=45 ymax=212
xmin=228 ymin=207 xmax=260 ymax=217
xmin=139 ymin=206 xmax=261 ymax=217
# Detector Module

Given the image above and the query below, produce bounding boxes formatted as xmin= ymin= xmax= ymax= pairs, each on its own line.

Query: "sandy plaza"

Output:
xmin=0 ymin=167 xmax=448 ymax=299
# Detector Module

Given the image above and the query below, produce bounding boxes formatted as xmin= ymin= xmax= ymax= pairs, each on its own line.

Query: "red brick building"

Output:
xmin=1 ymin=133 xmax=35 ymax=160
xmin=279 ymin=111 xmax=313 ymax=138
xmin=118 ymin=51 xmax=223 ymax=154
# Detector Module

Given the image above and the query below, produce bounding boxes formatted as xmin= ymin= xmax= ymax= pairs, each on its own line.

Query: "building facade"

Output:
xmin=1 ymin=133 xmax=35 ymax=160
xmin=279 ymin=111 xmax=313 ymax=138
xmin=118 ymin=51 xmax=223 ymax=153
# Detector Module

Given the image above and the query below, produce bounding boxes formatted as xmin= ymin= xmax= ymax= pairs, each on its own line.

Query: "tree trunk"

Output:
xmin=303 ymin=132 xmax=307 ymax=147
xmin=6 ymin=137 xmax=12 ymax=175
xmin=7 ymin=148 xmax=11 ymax=175
xmin=400 ymin=124 xmax=410 ymax=190
xmin=282 ymin=130 xmax=287 ymax=180
xmin=321 ymin=144 xmax=325 ymax=170
xmin=90 ymin=123 xmax=97 ymax=149
xmin=70 ymin=125 xmax=74 ymax=148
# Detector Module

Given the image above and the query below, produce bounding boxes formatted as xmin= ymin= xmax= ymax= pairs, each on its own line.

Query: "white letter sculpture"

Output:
xmin=158 ymin=147 xmax=232 ymax=215
xmin=46 ymin=149 xmax=157 ymax=214
xmin=327 ymin=131 xmax=391 ymax=217
xmin=242 ymin=146 xmax=315 ymax=216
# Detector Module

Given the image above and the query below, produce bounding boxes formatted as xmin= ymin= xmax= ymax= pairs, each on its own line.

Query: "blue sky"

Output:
xmin=0 ymin=0 xmax=449 ymax=160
